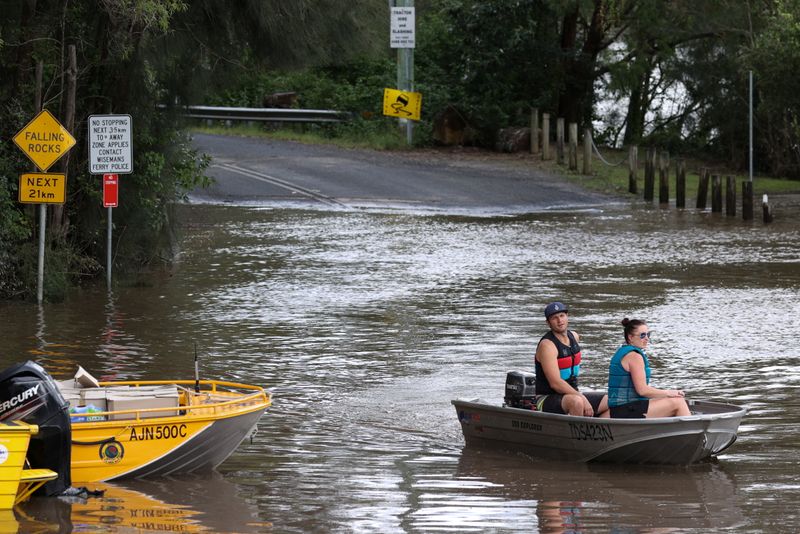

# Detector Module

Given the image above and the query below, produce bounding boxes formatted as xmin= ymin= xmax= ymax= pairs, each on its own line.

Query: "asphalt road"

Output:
xmin=190 ymin=133 xmax=610 ymax=214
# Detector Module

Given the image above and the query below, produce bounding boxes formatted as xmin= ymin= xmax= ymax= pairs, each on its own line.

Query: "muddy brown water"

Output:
xmin=2 ymin=199 xmax=799 ymax=533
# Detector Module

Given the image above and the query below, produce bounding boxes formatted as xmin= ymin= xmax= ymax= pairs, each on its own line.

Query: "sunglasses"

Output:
xmin=637 ymin=331 xmax=651 ymax=339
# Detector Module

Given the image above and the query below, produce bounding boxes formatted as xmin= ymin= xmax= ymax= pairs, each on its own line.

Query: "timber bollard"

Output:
xmin=658 ymin=150 xmax=670 ymax=205
xmin=643 ymin=148 xmax=655 ymax=201
xmin=742 ymin=181 xmax=754 ymax=220
xmin=711 ymin=175 xmax=722 ymax=212
xmin=583 ymin=128 xmax=591 ymax=175
xmin=542 ymin=113 xmax=550 ymax=160
xmin=556 ymin=118 xmax=565 ymax=164
xmin=628 ymin=146 xmax=638 ymax=194
xmin=676 ymin=159 xmax=686 ymax=208
xmin=763 ymin=194 xmax=773 ymax=223
xmin=725 ymin=176 xmax=736 ymax=216
xmin=530 ymin=108 xmax=539 ymax=155
xmin=696 ymin=168 xmax=709 ymax=209
xmin=568 ymin=123 xmax=578 ymax=170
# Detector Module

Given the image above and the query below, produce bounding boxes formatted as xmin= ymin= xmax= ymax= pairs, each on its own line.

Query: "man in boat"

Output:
xmin=534 ymin=302 xmax=609 ymax=417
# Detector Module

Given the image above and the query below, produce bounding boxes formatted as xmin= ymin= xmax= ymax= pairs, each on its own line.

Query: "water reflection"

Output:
xmin=1 ymin=200 xmax=799 ymax=532
xmin=16 ymin=472 xmax=265 ymax=533
xmin=445 ymin=447 xmax=746 ymax=532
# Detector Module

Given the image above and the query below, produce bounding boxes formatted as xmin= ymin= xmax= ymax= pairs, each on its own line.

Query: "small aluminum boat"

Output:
xmin=452 ymin=396 xmax=746 ymax=465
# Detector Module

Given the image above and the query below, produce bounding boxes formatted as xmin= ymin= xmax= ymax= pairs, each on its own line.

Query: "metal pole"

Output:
xmin=394 ymin=0 xmax=414 ymax=145
xmin=107 ymin=206 xmax=113 ymax=290
xmin=406 ymin=42 xmax=414 ymax=145
xmin=37 ymin=205 xmax=45 ymax=303
xmin=749 ymin=70 xmax=753 ymax=182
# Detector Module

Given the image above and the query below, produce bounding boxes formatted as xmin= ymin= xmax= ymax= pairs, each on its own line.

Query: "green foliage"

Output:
xmin=749 ymin=0 xmax=800 ymax=178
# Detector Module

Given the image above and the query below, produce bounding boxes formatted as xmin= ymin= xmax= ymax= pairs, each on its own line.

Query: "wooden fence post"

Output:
xmin=711 ymin=174 xmax=722 ymax=212
xmin=676 ymin=159 xmax=686 ymax=208
xmin=643 ymin=148 xmax=655 ymax=201
xmin=530 ymin=108 xmax=539 ymax=155
xmin=568 ymin=123 xmax=578 ymax=170
xmin=658 ymin=150 xmax=670 ymax=204
xmin=628 ymin=146 xmax=638 ymax=194
xmin=556 ymin=118 xmax=565 ymax=164
xmin=742 ymin=181 xmax=754 ymax=220
xmin=725 ymin=176 xmax=736 ymax=216
xmin=542 ymin=113 xmax=550 ymax=160
xmin=583 ymin=129 xmax=592 ymax=175
xmin=696 ymin=168 xmax=709 ymax=209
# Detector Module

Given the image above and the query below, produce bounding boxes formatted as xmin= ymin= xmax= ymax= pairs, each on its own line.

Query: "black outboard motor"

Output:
xmin=504 ymin=370 xmax=537 ymax=410
xmin=0 ymin=361 xmax=71 ymax=496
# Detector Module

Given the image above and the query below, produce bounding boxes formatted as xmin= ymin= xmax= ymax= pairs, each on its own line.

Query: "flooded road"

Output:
xmin=3 ymin=196 xmax=800 ymax=532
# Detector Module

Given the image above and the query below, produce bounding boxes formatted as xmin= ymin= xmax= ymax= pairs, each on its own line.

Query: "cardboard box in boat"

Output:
xmin=106 ymin=386 xmax=180 ymax=421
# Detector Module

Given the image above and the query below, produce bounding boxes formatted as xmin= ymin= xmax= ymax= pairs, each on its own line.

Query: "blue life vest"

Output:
xmin=535 ymin=330 xmax=582 ymax=394
xmin=607 ymin=344 xmax=651 ymax=407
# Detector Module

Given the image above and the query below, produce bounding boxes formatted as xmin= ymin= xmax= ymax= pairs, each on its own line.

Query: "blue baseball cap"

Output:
xmin=544 ymin=302 xmax=568 ymax=319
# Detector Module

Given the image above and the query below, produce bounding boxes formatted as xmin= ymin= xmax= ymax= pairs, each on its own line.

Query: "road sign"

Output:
xmin=382 ymin=88 xmax=422 ymax=121
xmin=89 ymin=115 xmax=133 ymax=175
xmin=13 ymin=110 xmax=77 ymax=171
xmin=390 ymin=7 xmax=415 ymax=48
xmin=18 ymin=173 xmax=67 ymax=204
xmin=103 ymin=174 xmax=119 ymax=207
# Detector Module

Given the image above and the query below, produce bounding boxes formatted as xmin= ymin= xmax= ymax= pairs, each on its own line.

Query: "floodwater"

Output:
xmin=2 ymin=198 xmax=800 ymax=533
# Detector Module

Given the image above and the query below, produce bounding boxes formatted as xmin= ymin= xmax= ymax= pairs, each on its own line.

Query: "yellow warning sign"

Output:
xmin=18 ymin=173 xmax=67 ymax=204
xmin=13 ymin=109 xmax=77 ymax=171
xmin=383 ymin=88 xmax=422 ymax=121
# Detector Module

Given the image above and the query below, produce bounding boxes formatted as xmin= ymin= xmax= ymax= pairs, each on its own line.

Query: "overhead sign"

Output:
xmin=18 ymin=172 xmax=67 ymax=204
xmin=382 ymin=88 xmax=422 ymax=121
xmin=103 ymin=174 xmax=119 ymax=207
xmin=390 ymin=7 xmax=415 ymax=48
xmin=13 ymin=110 xmax=76 ymax=171
xmin=89 ymin=114 xmax=133 ymax=175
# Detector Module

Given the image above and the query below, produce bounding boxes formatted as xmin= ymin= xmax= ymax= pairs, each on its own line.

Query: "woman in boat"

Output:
xmin=607 ymin=318 xmax=690 ymax=418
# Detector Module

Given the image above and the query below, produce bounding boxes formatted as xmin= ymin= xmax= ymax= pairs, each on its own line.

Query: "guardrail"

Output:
xmin=171 ymin=105 xmax=353 ymax=124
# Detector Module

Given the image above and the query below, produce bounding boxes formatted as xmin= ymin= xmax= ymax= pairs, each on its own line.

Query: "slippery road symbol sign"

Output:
xmin=383 ymin=88 xmax=421 ymax=121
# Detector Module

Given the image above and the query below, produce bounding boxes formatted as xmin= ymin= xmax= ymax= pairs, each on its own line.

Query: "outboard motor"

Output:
xmin=0 ymin=361 xmax=71 ymax=495
xmin=504 ymin=370 xmax=536 ymax=410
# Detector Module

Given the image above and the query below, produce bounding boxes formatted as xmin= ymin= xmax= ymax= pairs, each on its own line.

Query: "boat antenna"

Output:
xmin=194 ymin=343 xmax=200 ymax=393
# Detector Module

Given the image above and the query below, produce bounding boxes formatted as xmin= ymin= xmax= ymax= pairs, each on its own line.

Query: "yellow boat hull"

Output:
xmin=69 ymin=380 xmax=270 ymax=483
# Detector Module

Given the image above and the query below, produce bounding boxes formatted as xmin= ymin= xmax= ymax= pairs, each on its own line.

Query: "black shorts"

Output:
xmin=535 ymin=392 xmax=605 ymax=416
xmin=610 ymin=400 xmax=650 ymax=419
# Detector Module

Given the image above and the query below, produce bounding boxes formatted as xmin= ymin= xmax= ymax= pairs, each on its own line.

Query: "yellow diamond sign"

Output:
xmin=13 ymin=109 xmax=77 ymax=171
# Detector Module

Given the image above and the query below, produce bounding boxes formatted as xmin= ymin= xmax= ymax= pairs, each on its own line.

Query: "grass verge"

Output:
xmin=554 ymin=147 xmax=800 ymax=199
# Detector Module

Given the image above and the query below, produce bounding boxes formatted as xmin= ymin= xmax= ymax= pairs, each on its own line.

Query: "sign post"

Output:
xmin=390 ymin=1 xmax=415 ymax=145
xmin=88 ymin=115 xmax=132 ymax=290
xmin=12 ymin=109 xmax=77 ymax=303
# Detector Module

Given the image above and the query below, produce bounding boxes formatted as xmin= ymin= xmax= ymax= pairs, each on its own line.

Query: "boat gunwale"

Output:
xmin=68 ymin=379 xmax=271 ymax=423
xmin=451 ymin=398 xmax=748 ymax=426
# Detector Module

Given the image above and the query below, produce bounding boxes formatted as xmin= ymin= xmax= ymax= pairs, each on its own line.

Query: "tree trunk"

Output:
xmin=558 ymin=1 xmax=608 ymax=128
xmin=52 ymin=45 xmax=77 ymax=238
xmin=623 ymin=62 xmax=652 ymax=146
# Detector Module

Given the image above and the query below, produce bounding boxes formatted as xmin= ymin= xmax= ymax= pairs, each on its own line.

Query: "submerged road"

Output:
xmin=190 ymin=133 xmax=610 ymax=213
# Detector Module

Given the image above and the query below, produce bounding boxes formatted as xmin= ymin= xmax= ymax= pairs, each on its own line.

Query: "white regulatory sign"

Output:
xmin=88 ymin=114 xmax=133 ymax=175
xmin=390 ymin=7 xmax=415 ymax=49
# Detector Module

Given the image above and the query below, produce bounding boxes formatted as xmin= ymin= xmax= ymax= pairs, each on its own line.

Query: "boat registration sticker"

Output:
xmin=0 ymin=444 xmax=7 ymax=465
xmin=99 ymin=440 xmax=125 ymax=464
